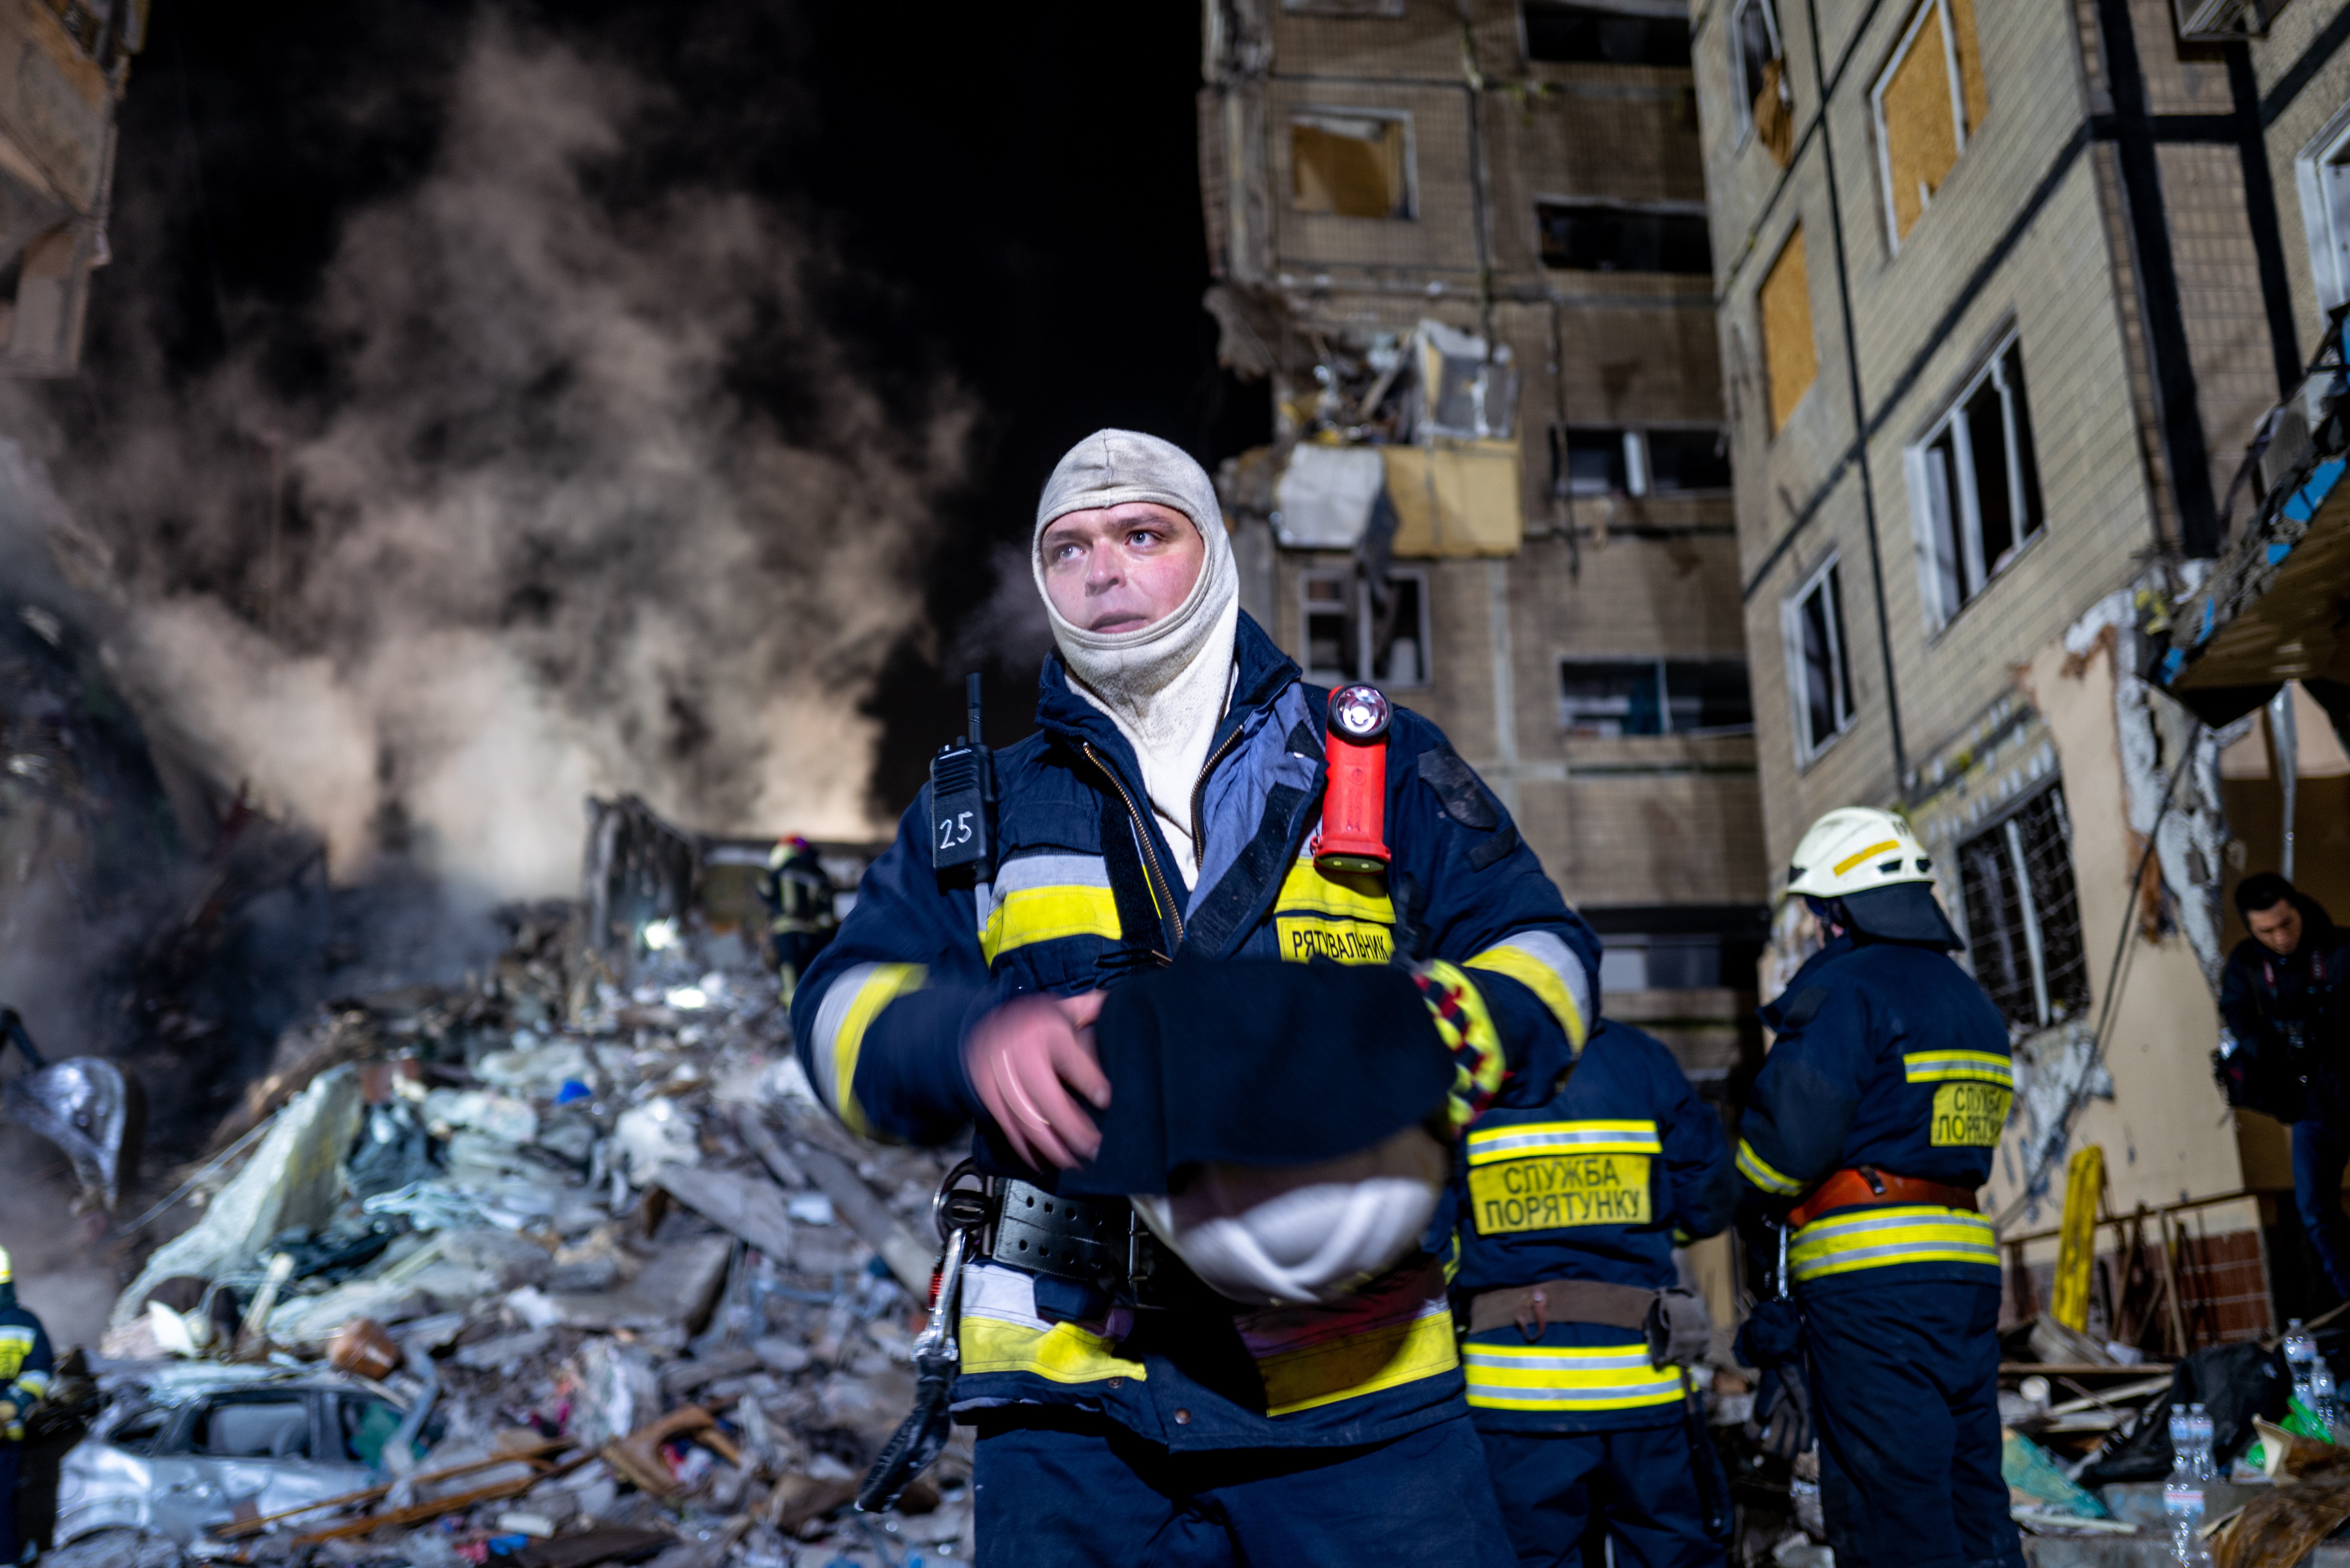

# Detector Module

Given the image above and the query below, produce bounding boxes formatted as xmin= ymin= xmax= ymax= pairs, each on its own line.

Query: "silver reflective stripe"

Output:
xmin=1464 ymin=1348 xmax=1653 ymax=1372
xmin=1469 ymin=1123 xmax=1659 ymax=1158
xmin=993 ymin=854 xmax=1112 ymax=893
xmin=1479 ymin=930 xmax=1594 ymax=1037
xmin=809 ymin=962 xmax=886 ymax=1116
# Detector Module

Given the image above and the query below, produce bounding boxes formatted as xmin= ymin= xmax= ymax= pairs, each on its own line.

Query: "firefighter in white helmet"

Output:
xmin=1732 ymin=807 xmax=2022 ymax=1568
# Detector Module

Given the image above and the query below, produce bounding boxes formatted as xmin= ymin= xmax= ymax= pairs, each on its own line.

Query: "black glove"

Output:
xmin=1735 ymin=1295 xmax=1812 ymax=1462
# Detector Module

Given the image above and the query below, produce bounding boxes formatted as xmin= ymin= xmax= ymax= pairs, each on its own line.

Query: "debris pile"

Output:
xmin=62 ymin=871 xmax=959 ymax=1568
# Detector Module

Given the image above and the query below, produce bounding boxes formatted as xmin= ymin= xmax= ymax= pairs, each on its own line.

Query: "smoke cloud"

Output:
xmin=12 ymin=12 xmax=972 ymax=899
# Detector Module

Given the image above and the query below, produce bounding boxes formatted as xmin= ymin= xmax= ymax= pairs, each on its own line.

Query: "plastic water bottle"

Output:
xmin=2287 ymin=1319 xmax=2318 ymax=1408
xmin=2189 ymin=1402 xmax=2216 ymax=1480
xmin=2314 ymin=1354 xmax=2340 ymax=1438
xmin=2166 ymin=1405 xmax=2213 ymax=1567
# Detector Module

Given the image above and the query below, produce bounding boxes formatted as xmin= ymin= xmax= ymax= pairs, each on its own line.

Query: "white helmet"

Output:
xmin=1129 ymin=1124 xmax=1446 ymax=1307
xmin=1784 ymin=806 xmax=1933 ymax=899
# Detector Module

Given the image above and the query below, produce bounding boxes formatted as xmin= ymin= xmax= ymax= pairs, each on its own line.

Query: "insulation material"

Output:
xmin=1878 ymin=1 xmax=1960 ymax=241
xmin=1382 ymin=439 xmax=1522 ymax=557
xmin=1290 ymin=112 xmax=1409 ymax=219
xmin=1274 ymin=444 xmax=1387 ymax=548
xmin=1759 ymin=227 xmax=1816 ymax=434
xmin=1415 ymin=319 xmax=1517 ymax=440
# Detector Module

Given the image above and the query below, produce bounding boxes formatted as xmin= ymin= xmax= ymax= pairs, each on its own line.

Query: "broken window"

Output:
xmin=1871 ymin=0 xmax=1989 ymax=246
xmin=1558 ymin=659 xmax=1753 ymax=736
xmin=1733 ymin=0 xmax=1794 ymax=164
xmin=1291 ymin=111 xmax=1414 ymax=220
xmin=1758 ymin=225 xmax=1817 ymax=435
xmin=1417 ymin=319 xmax=1519 ymax=439
xmin=340 ymin=1395 xmax=407 ymax=1466
xmin=195 ymin=1395 xmax=313 ymax=1460
xmin=1957 ymin=783 xmax=2089 ymax=1030
xmin=1782 ymin=556 xmax=1855 ymax=762
xmin=1300 ymin=567 xmax=1431 ymax=687
xmin=1522 ymin=1 xmax=1690 ymax=66
xmin=1536 ymin=199 xmax=1712 ymax=274
xmin=1552 ymin=426 xmax=1732 ymax=496
xmin=1909 ymin=334 xmax=2042 ymax=626
xmin=2298 ymin=110 xmax=2350 ymax=311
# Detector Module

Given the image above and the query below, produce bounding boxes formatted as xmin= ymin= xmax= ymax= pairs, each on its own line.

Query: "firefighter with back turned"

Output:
xmin=1732 ymin=807 xmax=2023 ymax=1568
xmin=0 ymin=1248 xmax=52 ymax=1567
xmin=790 ymin=429 xmax=1604 ymax=1567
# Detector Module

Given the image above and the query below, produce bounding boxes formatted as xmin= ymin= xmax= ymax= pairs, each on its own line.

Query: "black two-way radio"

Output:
xmin=929 ymin=672 xmax=995 ymax=885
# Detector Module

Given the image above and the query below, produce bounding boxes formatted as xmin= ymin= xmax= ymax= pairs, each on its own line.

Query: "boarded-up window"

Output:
xmin=1733 ymin=0 xmax=1793 ymax=166
xmin=1871 ymin=0 xmax=1988 ymax=245
xmin=1291 ymin=112 xmax=1413 ymax=219
xmin=1758 ymin=226 xmax=1816 ymax=435
xmin=1957 ymin=783 xmax=2087 ymax=1030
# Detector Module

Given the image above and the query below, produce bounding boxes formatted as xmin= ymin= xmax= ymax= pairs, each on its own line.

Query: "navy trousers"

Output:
xmin=1474 ymin=1422 xmax=1725 ymax=1568
xmin=1803 ymin=1280 xmax=2023 ymax=1568
xmin=969 ymin=1406 xmax=1516 ymax=1568
xmin=0 ymin=1441 xmax=18 ymax=1565
xmin=2294 ymin=1118 xmax=2350 ymax=1299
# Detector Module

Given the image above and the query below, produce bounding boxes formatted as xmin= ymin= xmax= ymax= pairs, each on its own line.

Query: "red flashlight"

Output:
xmin=1317 ymin=684 xmax=1392 ymax=875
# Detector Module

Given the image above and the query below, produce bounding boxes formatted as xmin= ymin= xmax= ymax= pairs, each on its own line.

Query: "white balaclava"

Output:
xmin=1034 ymin=429 xmax=1238 ymax=888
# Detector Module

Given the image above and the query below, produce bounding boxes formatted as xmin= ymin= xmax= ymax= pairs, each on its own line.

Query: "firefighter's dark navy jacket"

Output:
xmin=2219 ymin=903 xmax=2350 ymax=1124
xmin=1449 ymin=1019 xmax=1734 ymax=1432
xmin=0 ymin=1285 xmax=52 ymax=1443
xmin=1734 ymin=933 xmax=2009 ymax=1298
xmin=791 ymin=611 xmax=1601 ymax=1452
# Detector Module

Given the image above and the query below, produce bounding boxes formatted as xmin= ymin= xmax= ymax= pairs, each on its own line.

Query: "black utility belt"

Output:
xmin=959 ymin=1176 xmax=1182 ymax=1309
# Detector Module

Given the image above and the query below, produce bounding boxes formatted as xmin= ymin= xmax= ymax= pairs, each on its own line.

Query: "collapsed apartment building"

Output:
xmin=1196 ymin=1 xmax=1768 ymax=1196
xmin=1689 ymin=0 xmax=2350 ymax=1345
xmin=0 ymin=0 xmax=139 ymax=376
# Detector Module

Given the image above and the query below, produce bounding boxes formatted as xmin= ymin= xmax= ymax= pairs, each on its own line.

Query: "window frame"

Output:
xmin=1954 ymin=781 xmax=2087 ymax=1031
xmin=1518 ymin=0 xmax=1694 ymax=67
xmin=1730 ymin=0 xmax=1786 ymax=146
xmin=1297 ymin=565 xmax=1434 ymax=689
xmin=1556 ymin=655 xmax=1754 ymax=736
xmin=2295 ymin=100 xmax=2350 ymax=313
xmin=1551 ymin=424 xmax=1732 ymax=499
xmin=1780 ymin=553 xmax=1856 ymax=765
xmin=1868 ymin=0 xmax=1973 ymax=254
xmin=1288 ymin=107 xmax=1419 ymax=222
xmin=1532 ymin=195 xmax=1713 ymax=275
xmin=1903 ymin=331 xmax=2043 ymax=631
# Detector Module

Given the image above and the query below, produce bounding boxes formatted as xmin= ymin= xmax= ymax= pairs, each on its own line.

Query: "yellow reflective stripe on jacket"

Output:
xmin=1465 ymin=932 xmax=1591 ymax=1050
xmin=977 ymin=854 xmax=1122 ymax=964
xmin=1274 ymin=856 xmax=1395 ymax=923
xmin=11 ymin=1369 xmax=47 ymax=1399
xmin=0 ymin=1326 xmax=35 ymax=1382
xmin=1466 ymin=1119 xmax=1661 ymax=1165
xmin=1463 ymin=1341 xmax=1685 ymax=1413
xmin=808 ymin=962 xmax=927 ymax=1139
xmin=1236 ymin=1262 xmax=1459 ymax=1417
xmin=958 ymin=1263 xmax=1147 ymax=1384
xmin=1736 ymin=1139 xmax=1805 ymax=1196
xmin=1901 ymin=1050 xmax=2014 ymax=1087
xmin=1788 ymin=1205 xmax=2001 ymax=1283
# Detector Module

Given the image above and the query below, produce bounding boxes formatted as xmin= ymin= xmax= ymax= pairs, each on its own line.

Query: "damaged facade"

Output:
xmin=1198 ymin=0 xmax=1768 ymax=1124
xmin=1693 ymin=0 xmax=2350 ymax=1339
xmin=0 ymin=0 xmax=138 ymax=376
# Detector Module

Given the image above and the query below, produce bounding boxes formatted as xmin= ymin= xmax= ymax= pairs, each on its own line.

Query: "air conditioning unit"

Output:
xmin=2176 ymin=0 xmax=2282 ymax=40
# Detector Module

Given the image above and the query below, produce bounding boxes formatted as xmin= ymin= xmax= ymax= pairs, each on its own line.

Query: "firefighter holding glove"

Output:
xmin=791 ymin=429 xmax=1602 ymax=1568
xmin=1733 ymin=808 xmax=2023 ymax=1568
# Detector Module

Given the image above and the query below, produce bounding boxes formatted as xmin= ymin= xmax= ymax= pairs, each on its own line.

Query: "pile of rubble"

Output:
xmin=58 ymin=905 xmax=960 ymax=1568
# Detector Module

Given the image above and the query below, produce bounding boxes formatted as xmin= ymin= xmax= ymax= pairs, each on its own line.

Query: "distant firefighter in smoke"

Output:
xmin=758 ymin=835 xmax=839 ymax=1005
xmin=0 ymin=1247 xmax=51 ymax=1566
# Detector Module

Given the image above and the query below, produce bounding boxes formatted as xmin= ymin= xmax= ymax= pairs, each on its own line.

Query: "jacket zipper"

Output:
xmin=1083 ymin=742 xmax=1183 ymax=948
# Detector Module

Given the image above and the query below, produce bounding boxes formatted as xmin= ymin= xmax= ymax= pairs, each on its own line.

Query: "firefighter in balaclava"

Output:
xmin=1451 ymin=1016 xmax=1735 ymax=1567
xmin=791 ymin=429 xmax=1602 ymax=1567
xmin=1733 ymin=808 xmax=2022 ymax=1568
xmin=0 ymin=1249 xmax=52 ymax=1566
xmin=758 ymin=834 xmax=838 ymax=1005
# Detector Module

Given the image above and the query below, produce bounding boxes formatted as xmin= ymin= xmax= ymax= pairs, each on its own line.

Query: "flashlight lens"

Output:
xmin=1329 ymin=684 xmax=1391 ymax=740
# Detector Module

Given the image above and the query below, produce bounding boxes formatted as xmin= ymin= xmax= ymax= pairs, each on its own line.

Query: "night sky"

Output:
xmin=61 ymin=0 xmax=1263 ymax=816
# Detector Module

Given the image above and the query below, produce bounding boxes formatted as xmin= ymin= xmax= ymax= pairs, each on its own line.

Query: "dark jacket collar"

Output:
xmin=1033 ymin=610 xmax=1301 ymax=770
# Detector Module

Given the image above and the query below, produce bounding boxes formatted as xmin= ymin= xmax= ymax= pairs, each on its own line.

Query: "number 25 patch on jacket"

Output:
xmin=1464 ymin=1120 xmax=1659 ymax=1234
